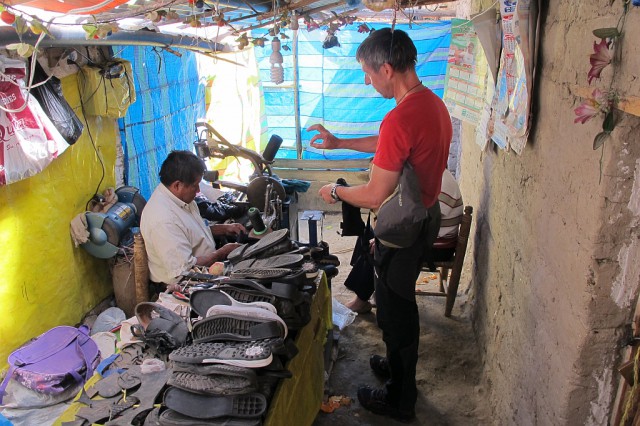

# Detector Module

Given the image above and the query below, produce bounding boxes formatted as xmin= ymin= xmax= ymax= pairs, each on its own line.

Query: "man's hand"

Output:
xmin=212 ymin=223 xmax=246 ymax=237
xmin=214 ymin=242 xmax=242 ymax=261
xmin=308 ymin=124 xmax=340 ymax=150
xmin=319 ymin=184 xmax=338 ymax=204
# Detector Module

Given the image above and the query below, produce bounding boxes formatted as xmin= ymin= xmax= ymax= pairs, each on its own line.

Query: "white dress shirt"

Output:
xmin=141 ymin=184 xmax=216 ymax=284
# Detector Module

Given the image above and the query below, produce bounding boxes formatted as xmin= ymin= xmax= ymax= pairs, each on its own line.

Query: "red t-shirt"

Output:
xmin=372 ymin=88 xmax=451 ymax=208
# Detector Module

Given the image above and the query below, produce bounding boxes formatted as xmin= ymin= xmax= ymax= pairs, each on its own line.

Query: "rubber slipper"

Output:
xmin=169 ymin=340 xmax=275 ymax=368
xmin=192 ymin=305 xmax=287 ymax=343
xmin=76 ymin=395 xmax=139 ymax=424
xmin=143 ymin=407 xmax=161 ymax=426
xmin=105 ymin=368 xmax=172 ymax=426
xmin=168 ymin=363 xmax=257 ymax=395
xmin=86 ymin=365 xmax=142 ymax=398
xmin=233 ymin=253 xmax=303 ymax=270
xmin=158 ymin=409 xmax=262 ymax=426
xmin=190 ymin=288 xmax=276 ymax=317
xmin=228 ymin=228 xmax=289 ymax=262
xmin=163 ymin=387 xmax=267 ymax=419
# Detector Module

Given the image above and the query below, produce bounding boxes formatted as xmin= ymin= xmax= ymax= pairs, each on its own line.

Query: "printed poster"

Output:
xmin=443 ymin=19 xmax=488 ymax=126
xmin=489 ymin=0 xmax=537 ymax=154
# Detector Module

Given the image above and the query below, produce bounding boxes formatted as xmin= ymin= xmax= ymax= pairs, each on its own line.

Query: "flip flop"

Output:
xmin=105 ymin=368 xmax=172 ymax=426
xmin=169 ymin=341 xmax=275 ymax=368
xmin=163 ymin=387 xmax=267 ymax=419
xmin=189 ymin=288 xmax=276 ymax=317
xmin=158 ymin=409 xmax=262 ymax=426
xmin=233 ymin=253 xmax=304 ymax=270
xmin=192 ymin=305 xmax=287 ymax=343
xmin=168 ymin=363 xmax=257 ymax=395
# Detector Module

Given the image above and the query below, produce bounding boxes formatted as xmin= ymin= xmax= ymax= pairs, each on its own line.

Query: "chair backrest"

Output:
xmin=451 ymin=206 xmax=473 ymax=268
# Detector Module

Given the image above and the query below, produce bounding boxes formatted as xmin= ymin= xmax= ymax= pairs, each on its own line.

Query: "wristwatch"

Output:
xmin=330 ymin=184 xmax=342 ymax=201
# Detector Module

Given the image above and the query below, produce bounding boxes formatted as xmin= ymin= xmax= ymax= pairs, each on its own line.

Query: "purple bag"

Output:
xmin=0 ymin=325 xmax=99 ymax=403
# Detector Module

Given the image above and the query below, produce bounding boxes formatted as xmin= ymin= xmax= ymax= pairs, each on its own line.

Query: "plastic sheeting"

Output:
xmin=0 ymin=71 xmax=116 ymax=375
xmin=117 ymin=46 xmax=205 ymax=200
xmin=254 ymin=22 xmax=452 ymax=160
xmin=197 ymin=49 xmax=268 ymax=182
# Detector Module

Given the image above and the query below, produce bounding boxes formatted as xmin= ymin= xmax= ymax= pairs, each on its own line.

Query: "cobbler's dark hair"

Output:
xmin=356 ymin=28 xmax=417 ymax=73
xmin=159 ymin=150 xmax=206 ymax=186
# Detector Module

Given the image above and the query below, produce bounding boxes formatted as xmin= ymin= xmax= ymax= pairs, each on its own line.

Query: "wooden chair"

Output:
xmin=416 ymin=206 xmax=473 ymax=317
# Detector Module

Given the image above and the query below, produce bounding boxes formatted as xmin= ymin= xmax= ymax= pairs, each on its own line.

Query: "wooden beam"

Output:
xmin=273 ymin=158 xmax=371 ymax=170
xmin=572 ymin=85 xmax=640 ymax=117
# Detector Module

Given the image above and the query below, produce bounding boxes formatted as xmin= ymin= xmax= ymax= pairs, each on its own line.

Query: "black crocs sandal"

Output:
xmin=228 ymin=228 xmax=289 ymax=263
xmin=163 ymin=387 xmax=267 ymax=419
xmin=168 ymin=363 xmax=258 ymax=395
xmin=169 ymin=341 xmax=275 ymax=368
xmin=233 ymin=253 xmax=304 ymax=270
xmin=158 ymin=409 xmax=262 ymax=426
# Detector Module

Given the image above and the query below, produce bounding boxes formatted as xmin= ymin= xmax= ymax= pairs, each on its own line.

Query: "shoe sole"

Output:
xmin=169 ymin=341 xmax=273 ymax=368
xmin=192 ymin=313 xmax=286 ymax=343
xmin=233 ymin=253 xmax=304 ymax=270
xmin=190 ymin=288 xmax=276 ymax=317
xmin=159 ymin=409 xmax=262 ymax=426
xmin=163 ymin=387 xmax=267 ymax=419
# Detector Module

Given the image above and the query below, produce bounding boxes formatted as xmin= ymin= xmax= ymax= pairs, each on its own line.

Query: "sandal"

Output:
xmin=163 ymin=387 xmax=267 ymax=419
xmin=104 ymin=368 xmax=172 ymax=426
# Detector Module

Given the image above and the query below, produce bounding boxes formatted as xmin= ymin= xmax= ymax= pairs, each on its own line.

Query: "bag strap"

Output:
xmin=0 ymin=365 xmax=17 ymax=404
xmin=74 ymin=325 xmax=96 ymax=382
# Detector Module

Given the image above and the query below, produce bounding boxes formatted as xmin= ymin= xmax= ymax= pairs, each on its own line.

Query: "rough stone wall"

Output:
xmin=458 ymin=1 xmax=640 ymax=424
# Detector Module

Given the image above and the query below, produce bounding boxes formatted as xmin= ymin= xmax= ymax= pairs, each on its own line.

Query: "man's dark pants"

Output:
xmin=373 ymin=206 xmax=440 ymax=414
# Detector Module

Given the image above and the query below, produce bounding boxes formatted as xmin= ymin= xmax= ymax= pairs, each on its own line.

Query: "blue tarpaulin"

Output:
xmin=253 ymin=22 xmax=452 ymax=160
xmin=118 ymin=47 xmax=205 ymax=199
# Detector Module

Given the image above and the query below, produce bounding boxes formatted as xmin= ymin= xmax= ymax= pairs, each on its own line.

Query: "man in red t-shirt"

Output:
xmin=309 ymin=27 xmax=451 ymax=421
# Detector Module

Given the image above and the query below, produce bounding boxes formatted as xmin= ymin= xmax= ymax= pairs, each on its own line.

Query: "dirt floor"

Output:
xmin=311 ymin=213 xmax=490 ymax=426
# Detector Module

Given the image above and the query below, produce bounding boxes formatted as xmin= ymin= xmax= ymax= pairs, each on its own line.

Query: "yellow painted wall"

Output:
xmin=0 ymin=72 xmax=116 ymax=373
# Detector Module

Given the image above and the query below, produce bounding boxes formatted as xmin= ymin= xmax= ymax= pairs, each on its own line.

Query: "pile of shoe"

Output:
xmin=155 ymin=287 xmax=295 ymax=425
xmin=64 ymin=228 xmax=343 ymax=425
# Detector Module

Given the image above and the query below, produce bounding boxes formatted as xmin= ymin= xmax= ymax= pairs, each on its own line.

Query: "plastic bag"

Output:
xmin=78 ymin=60 xmax=136 ymax=118
xmin=332 ymin=297 xmax=357 ymax=330
xmin=30 ymin=61 xmax=83 ymax=145
xmin=0 ymin=56 xmax=69 ymax=186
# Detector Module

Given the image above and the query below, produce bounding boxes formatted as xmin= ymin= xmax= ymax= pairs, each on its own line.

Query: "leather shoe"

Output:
xmin=357 ymin=385 xmax=415 ymax=422
xmin=369 ymin=354 xmax=390 ymax=378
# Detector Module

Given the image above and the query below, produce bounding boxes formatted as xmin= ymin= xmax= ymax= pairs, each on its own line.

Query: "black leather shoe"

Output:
xmin=357 ymin=385 xmax=415 ymax=422
xmin=369 ymin=355 xmax=390 ymax=378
